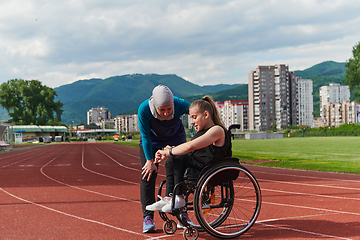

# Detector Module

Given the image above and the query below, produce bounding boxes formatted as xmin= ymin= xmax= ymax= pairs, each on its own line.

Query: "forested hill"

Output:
xmin=0 ymin=61 xmax=348 ymax=124
xmin=54 ymin=74 xmax=240 ymax=124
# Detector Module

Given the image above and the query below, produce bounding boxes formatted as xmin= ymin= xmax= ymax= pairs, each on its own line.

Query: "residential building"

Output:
xmin=343 ymin=101 xmax=360 ymax=124
xmin=248 ymin=64 xmax=298 ymax=131
xmin=87 ymin=107 xmax=113 ymax=125
xmin=114 ymin=114 xmax=139 ymax=133
xmin=313 ymin=117 xmax=323 ymax=128
xmin=216 ymin=100 xmax=248 ymax=131
xmin=321 ymin=101 xmax=360 ymax=127
xmin=96 ymin=119 xmax=115 ymax=129
xmin=319 ymin=83 xmax=350 ymax=125
xmin=297 ymin=78 xmax=313 ymax=127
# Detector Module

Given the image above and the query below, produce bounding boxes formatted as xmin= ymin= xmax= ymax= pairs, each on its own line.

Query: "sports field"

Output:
xmin=232 ymin=137 xmax=360 ymax=174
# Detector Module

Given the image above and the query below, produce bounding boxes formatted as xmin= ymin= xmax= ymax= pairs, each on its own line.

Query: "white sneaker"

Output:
xmin=161 ymin=195 xmax=186 ymax=213
xmin=146 ymin=196 xmax=169 ymax=211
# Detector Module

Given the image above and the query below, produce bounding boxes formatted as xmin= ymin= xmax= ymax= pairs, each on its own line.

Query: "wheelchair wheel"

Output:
xmin=183 ymin=227 xmax=199 ymax=240
xmin=163 ymin=220 xmax=177 ymax=234
xmin=194 ymin=165 xmax=261 ymax=239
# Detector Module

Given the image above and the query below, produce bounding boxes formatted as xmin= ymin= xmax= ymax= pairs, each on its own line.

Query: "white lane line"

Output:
xmin=258 ymin=178 xmax=360 ymax=191
xmin=99 ymin=144 xmax=166 ymax=177
xmin=0 ymin=147 xmax=43 ymax=161
xmin=0 ymin=187 xmax=149 ymax=238
xmin=257 ymin=221 xmax=351 ymax=240
xmin=40 ymin=144 xmax=140 ymax=202
xmin=0 ymin=148 xmax=54 ymax=169
xmin=260 ymin=187 xmax=360 ymax=201
xmin=82 ymin=144 xmax=139 ymax=185
xmin=262 ymin=199 xmax=360 ymax=216
xmin=249 ymin=166 xmax=360 ymax=184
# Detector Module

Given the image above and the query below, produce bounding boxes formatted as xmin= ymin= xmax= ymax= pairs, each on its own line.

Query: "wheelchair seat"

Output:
xmin=183 ymin=167 xmax=201 ymax=181
xmin=183 ymin=157 xmax=240 ymax=183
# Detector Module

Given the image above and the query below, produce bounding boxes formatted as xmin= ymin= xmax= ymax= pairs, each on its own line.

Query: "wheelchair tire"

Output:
xmin=163 ymin=220 xmax=177 ymax=234
xmin=183 ymin=227 xmax=199 ymax=240
xmin=193 ymin=164 xmax=261 ymax=239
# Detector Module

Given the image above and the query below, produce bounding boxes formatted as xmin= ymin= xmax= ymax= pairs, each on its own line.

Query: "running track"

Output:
xmin=0 ymin=142 xmax=359 ymax=239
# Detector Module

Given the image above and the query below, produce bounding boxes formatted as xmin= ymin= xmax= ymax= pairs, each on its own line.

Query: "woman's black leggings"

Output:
xmin=140 ymin=147 xmax=160 ymax=219
xmin=165 ymin=154 xmax=204 ymax=196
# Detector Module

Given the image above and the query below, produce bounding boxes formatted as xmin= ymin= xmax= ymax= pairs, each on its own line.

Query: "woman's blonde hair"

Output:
xmin=190 ymin=96 xmax=226 ymax=129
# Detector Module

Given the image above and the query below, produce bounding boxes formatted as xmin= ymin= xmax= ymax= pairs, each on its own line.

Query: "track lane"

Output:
xmin=0 ymin=143 xmax=359 ymax=239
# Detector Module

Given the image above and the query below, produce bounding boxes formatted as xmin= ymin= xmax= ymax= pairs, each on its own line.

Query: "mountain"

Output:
xmin=182 ymin=84 xmax=248 ymax=104
xmin=294 ymin=61 xmax=346 ymax=79
xmin=294 ymin=61 xmax=347 ymax=117
xmin=54 ymin=74 xmax=240 ymax=124
xmin=0 ymin=61 xmax=349 ymax=124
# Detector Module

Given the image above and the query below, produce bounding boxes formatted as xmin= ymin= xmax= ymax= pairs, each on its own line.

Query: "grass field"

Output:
xmin=232 ymin=137 xmax=360 ymax=174
xmin=115 ymin=137 xmax=360 ymax=174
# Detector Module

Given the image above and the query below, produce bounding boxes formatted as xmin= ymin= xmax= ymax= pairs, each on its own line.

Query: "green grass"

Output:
xmin=114 ymin=137 xmax=360 ymax=174
xmin=114 ymin=140 xmax=140 ymax=148
xmin=232 ymin=137 xmax=360 ymax=174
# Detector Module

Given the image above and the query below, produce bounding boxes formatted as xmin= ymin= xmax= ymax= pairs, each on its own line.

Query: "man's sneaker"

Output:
xmin=143 ymin=216 xmax=156 ymax=233
xmin=146 ymin=196 xmax=170 ymax=211
xmin=177 ymin=212 xmax=195 ymax=229
xmin=161 ymin=195 xmax=186 ymax=213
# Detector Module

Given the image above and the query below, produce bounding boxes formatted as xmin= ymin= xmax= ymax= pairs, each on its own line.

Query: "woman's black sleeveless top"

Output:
xmin=190 ymin=125 xmax=231 ymax=165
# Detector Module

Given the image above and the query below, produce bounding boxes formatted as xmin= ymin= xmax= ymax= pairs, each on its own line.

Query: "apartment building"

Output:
xmin=321 ymin=101 xmax=360 ymax=127
xmin=248 ymin=64 xmax=298 ymax=131
xmin=297 ymin=78 xmax=313 ymax=127
xmin=114 ymin=114 xmax=139 ymax=133
xmin=216 ymin=100 xmax=248 ymax=131
xmin=96 ymin=119 xmax=115 ymax=129
xmin=319 ymin=83 xmax=350 ymax=124
xmin=342 ymin=101 xmax=360 ymax=124
xmin=87 ymin=107 xmax=113 ymax=125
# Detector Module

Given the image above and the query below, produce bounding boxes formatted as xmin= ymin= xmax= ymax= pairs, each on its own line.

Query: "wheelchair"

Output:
xmin=157 ymin=124 xmax=262 ymax=240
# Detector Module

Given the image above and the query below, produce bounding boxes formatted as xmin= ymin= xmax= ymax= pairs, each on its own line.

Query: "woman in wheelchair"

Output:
xmin=146 ymin=95 xmax=231 ymax=214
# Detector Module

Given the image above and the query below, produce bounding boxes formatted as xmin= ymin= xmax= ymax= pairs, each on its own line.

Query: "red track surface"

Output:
xmin=0 ymin=143 xmax=359 ymax=239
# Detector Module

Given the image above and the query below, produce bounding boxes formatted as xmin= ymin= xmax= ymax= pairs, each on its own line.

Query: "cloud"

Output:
xmin=1 ymin=0 xmax=360 ymax=88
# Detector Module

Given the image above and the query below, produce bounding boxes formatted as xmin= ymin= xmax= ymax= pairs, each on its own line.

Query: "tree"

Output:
xmin=343 ymin=41 xmax=360 ymax=102
xmin=0 ymin=79 xmax=64 ymax=125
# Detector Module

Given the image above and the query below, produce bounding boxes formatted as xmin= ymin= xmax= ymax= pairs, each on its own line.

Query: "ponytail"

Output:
xmin=190 ymin=96 xmax=226 ymax=129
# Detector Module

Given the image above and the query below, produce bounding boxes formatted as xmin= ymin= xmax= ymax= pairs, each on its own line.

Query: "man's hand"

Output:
xmin=141 ymin=160 xmax=158 ymax=181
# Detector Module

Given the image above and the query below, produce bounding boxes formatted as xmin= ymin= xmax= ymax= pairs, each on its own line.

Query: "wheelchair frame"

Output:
xmin=157 ymin=124 xmax=262 ymax=240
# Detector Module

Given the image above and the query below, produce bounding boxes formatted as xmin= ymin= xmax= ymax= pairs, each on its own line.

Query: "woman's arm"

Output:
xmin=154 ymin=125 xmax=225 ymax=163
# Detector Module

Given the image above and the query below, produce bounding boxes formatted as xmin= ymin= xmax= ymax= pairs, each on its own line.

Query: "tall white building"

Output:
xmin=87 ymin=107 xmax=113 ymax=125
xmin=319 ymin=83 xmax=350 ymax=124
xmin=297 ymin=78 xmax=313 ymax=127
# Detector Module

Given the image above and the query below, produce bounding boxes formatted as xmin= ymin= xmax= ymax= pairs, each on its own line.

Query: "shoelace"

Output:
xmin=183 ymin=213 xmax=191 ymax=222
xmin=157 ymin=195 xmax=165 ymax=201
xmin=144 ymin=217 xmax=154 ymax=225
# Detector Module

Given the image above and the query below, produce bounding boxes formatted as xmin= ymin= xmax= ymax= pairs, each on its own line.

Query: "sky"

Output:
xmin=1 ymin=0 xmax=360 ymax=88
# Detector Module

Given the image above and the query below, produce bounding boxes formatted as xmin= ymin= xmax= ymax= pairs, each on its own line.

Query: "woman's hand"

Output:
xmin=154 ymin=149 xmax=167 ymax=163
xmin=154 ymin=145 xmax=172 ymax=163
xmin=141 ymin=160 xmax=158 ymax=181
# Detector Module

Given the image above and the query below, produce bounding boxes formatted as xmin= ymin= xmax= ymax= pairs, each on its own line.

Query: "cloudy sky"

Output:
xmin=1 ymin=0 xmax=360 ymax=88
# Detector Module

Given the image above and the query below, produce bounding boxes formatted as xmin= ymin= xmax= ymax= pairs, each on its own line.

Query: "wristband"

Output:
xmin=169 ymin=147 xmax=174 ymax=156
